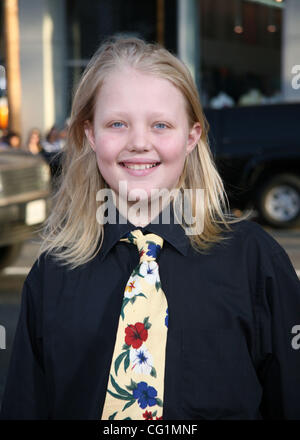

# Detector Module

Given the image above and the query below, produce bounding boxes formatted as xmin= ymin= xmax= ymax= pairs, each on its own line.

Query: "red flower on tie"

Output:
xmin=143 ymin=410 xmax=153 ymax=420
xmin=125 ymin=323 xmax=148 ymax=349
xmin=139 ymin=249 xmax=145 ymax=258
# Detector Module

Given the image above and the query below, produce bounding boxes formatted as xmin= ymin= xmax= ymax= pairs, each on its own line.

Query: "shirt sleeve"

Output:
xmin=0 ymin=261 xmax=49 ymax=420
xmin=256 ymin=247 xmax=300 ymax=420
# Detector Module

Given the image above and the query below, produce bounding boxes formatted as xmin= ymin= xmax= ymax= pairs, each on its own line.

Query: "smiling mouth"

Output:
xmin=120 ymin=162 xmax=161 ymax=170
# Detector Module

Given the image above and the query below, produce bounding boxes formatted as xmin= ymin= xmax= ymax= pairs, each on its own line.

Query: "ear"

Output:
xmin=186 ymin=122 xmax=202 ymax=155
xmin=84 ymin=120 xmax=96 ymax=152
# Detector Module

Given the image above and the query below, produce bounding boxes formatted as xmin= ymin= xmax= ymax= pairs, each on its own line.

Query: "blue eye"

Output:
xmin=111 ymin=121 xmax=125 ymax=128
xmin=154 ymin=123 xmax=167 ymax=129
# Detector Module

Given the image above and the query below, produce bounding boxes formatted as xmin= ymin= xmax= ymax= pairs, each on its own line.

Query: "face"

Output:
xmin=31 ymin=132 xmax=40 ymax=143
xmin=10 ymin=136 xmax=20 ymax=148
xmin=85 ymin=67 xmax=201 ymax=204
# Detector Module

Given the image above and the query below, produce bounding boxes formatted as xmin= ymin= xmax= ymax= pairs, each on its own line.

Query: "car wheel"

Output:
xmin=256 ymin=173 xmax=300 ymax=228
xmin=0 ymin=243 xmax=23 ymax=271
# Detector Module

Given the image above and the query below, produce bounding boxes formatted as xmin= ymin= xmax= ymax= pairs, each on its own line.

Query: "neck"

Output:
xmin=115 ymin=194 xmax=171 ymax=227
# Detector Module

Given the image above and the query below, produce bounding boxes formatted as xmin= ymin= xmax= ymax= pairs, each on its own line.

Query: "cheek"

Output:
xmin=94 ymin=133 xmax=123 ymax=162
xmin=158 ymin=135 xmax=187 ymax=163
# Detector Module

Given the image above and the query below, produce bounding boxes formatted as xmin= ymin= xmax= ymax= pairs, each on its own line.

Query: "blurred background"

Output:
xmin=0 ymin=0 xmax=300 ymax=409
xmin=0 ymin=0 xmax=297 ymax=138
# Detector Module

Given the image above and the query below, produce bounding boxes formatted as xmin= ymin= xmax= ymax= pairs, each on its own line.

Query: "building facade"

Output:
xmin=0 ymin=0 xmax=299 ymax=140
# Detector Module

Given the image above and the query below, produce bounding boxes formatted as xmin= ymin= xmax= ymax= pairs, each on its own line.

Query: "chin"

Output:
xmin=129 ymin=194 xmax=152 ymax=204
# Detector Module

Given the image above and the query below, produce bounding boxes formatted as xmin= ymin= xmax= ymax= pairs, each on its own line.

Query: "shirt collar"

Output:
xmin=98 ymin=202 xmax=190 ymax=262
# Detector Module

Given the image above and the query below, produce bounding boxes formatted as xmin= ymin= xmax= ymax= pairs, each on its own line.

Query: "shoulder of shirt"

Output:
xmin=24 ymin=249 xmax=71 ymax=288
xmin=225 ymin=219 xmax=285 ymax=257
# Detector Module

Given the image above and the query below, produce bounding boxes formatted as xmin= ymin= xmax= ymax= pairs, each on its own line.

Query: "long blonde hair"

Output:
xmin=37 ymin=36 xmax=250 ymax=269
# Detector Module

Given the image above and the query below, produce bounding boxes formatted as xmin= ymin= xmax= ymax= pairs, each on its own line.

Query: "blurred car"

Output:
xmin=0 ymin=146 xmax=51 ymax=270
xmin=205 ymin=103 xmax=300 ymax=228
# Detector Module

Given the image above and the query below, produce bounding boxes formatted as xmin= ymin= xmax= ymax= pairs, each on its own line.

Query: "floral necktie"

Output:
xmin=101 ymin=229 xmax=169 ymax=420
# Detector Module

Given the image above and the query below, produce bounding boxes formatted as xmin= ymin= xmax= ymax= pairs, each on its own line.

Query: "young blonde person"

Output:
xmin=1 ymin=37 xmax=300 ymax=420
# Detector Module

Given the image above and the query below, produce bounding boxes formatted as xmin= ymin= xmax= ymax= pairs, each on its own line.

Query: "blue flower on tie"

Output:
xmin=147 ymin=266 xmax=154 ymax=274
xmin=133 ymin=381 xmax=157 ymax=409
xmin=165 ymin=308 xmax=168 ymax=328
xmin=146 ymin=242 xmax=161 ymax=258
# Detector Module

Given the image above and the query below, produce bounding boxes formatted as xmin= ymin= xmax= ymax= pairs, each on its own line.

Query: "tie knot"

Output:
xmin=120 ymin=229 xmax=164 ymax=262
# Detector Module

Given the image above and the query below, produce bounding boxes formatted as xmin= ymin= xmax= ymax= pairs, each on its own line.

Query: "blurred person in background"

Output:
xmin=26 ymin=128 xmax=43 ymax=155
xmin=1 ymin=131 xmax=21 ymax=149
xmin=57 ymin=119 xmax=70 ymax=150
xmin=42 ymin=126 xmax=62 ymax=153
xmin=41 ymin=125 xmax=63 ymax=182
xmin=0 ymin=128 xmax=8 ymax=148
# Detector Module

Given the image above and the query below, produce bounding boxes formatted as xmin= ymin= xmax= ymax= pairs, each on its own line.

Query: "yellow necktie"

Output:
xmin=101 ymin=229 xmax=168 ymax=420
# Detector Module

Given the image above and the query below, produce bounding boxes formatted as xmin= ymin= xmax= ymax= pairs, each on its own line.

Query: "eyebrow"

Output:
xmin=103 ymin=111 xmax=173 ymax=119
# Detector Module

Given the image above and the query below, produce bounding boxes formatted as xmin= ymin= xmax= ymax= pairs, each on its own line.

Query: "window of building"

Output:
xmin=65 ymin=0 xmax=170 ymax=113
xmin=200 ymin=0 xmax=283 ymax=108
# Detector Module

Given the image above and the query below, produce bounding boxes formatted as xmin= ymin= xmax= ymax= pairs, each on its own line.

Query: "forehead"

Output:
xmin=94 ymin=67 xmax=187 ymax=116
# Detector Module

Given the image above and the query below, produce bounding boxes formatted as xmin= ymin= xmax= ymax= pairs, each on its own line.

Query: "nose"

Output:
xmin=127 ymin=125 xmax=151 ymax=151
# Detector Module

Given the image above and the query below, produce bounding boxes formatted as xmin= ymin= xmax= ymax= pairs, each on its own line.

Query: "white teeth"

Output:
xmin=123 ymin=163 xmax=158 ymax=170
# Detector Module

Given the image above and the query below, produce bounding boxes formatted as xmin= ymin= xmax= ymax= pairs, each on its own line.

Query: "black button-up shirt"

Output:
xmin=1 ymin=208 xmax=300 ymax=420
